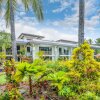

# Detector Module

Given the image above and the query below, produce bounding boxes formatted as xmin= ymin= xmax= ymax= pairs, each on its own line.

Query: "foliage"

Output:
xmin=8 ymin=42 xmax=100 ymax=99
xmin=4 ymin=59 xmax=16 ymax=83
xmin=95 ymin=38 xmax=100 ymax=54
xmin=0 ymin=89 xmax=24 ymax=100
xmin=0 ymin=91 xmax=10 ymax=100
xmin=0 ymin=32 xmax=11 ymax=49
xmin=95 ymin=38 xmax=100 ymax=46
xmin=0 ymin=73 xmax=6 ymax=85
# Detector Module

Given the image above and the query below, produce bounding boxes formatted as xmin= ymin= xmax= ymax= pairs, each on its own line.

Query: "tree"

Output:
xmin=78 ymin=0 xmax=85 ymax=46
xmin=88 ymin=38 xmax=93 ymax=44
xmin=95 ymin=38 xmax=100 ymax=54
xmin=0 ymin=0 xmax=43 ymax=60
xmin=95 ymin=38 xmax=100 ymax=46
xmin=0 ymin=31 xmax=11 ymax=53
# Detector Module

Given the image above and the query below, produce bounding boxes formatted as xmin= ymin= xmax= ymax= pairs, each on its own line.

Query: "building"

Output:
xmin=1 ymin=33 xmax=100 ymax=61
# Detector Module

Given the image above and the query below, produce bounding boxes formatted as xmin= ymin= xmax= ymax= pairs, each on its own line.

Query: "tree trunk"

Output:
xmin=9 ymin=0 xmax=17 ymax=60
xmin=29 ymin=75 xmax=32 ymax=96
xmin=78 ymin=0 xmax=85 ymax=46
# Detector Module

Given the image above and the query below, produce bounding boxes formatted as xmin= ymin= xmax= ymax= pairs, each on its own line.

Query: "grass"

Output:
xmin=0 ymin=73 xmax=6 ymax=85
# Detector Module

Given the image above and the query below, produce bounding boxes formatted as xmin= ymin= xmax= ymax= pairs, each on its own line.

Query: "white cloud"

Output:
xmin=0 ymin=0 xmax=100 ymax=42
xmin=52 ymin=0 xmax=70 ymax=13
xmin=0 ymin=16 xmax=77 ymax=41
xmin=50 ymin=0 xmax=74 ymax=13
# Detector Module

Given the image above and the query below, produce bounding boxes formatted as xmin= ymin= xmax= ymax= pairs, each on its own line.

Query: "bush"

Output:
xmin=13 ymin=41 xmax=100 ymax=99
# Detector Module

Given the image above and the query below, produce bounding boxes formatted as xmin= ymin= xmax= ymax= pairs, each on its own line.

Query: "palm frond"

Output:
xmin=4 ymin=0 xmax=10 ymax=27
xmin=4 ymin=0 xmax=17 ymax=27
xmin=22 ymin=0 xmax=29 ymax=11
xmin=30 ymin=0 xmax=44 ymax=21
xmin=0 ymin=0 xmax=4 ymax=15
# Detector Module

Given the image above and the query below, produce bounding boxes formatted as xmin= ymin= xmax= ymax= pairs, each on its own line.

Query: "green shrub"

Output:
xmin=13 ymin=41 xmax=100 ymax=99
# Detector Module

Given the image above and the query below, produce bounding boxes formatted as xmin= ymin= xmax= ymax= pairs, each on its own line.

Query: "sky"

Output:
xmin=0 ymin=0 xmax=100 ymax=42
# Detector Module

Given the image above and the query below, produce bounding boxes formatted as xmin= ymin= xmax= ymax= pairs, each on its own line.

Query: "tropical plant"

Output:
xmin=13 ymin=42 xmax=100 ymax=99
xmin=0 ymin=0 xmax=43 ymax=60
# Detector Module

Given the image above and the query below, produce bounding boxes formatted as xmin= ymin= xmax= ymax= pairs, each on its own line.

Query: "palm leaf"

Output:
xmin=0 ymin=0 xmax=4 ymax=15
xmin=4 ymin=0 xmax=17 ymax=27
xmin=29 ymin=0 xmax=44 ymax=21
xmin=22 ymin=0 xmax=29 ymax=11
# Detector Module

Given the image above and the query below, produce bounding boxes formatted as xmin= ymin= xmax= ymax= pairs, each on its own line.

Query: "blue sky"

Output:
xmin=0 ymin=0 xmax=100 ymax=42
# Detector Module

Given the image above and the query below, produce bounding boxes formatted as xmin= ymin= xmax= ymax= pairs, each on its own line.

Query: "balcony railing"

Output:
xmin=43 ymin=51 xmax=52 ymax=55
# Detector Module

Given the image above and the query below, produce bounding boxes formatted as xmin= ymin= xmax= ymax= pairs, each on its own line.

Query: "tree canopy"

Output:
xmin=0 ymin=31 xmax=11 ymax=48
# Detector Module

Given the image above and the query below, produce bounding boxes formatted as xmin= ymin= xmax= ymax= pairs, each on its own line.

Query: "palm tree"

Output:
xmin=0 ymin=0 xmax=43 ymax=60
xmin=78 ymin=0 xmax=85 ymax=46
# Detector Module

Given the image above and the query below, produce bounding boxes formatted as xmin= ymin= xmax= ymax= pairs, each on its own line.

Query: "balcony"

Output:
xmin=43 ymin=51 xmax=52 ymax=55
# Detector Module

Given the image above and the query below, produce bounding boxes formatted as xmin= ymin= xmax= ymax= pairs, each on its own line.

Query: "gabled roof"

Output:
xmin=18 ymin=33 xmax=44 ymax=39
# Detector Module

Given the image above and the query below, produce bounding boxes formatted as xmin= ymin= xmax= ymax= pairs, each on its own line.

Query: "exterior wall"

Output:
xmin=16 ymin=44 xmax=74 ymax=61
xmin=2 ymin=41 xmax=100 ymax=61
xmin=31 ymin=45 xmax=74 ymax=60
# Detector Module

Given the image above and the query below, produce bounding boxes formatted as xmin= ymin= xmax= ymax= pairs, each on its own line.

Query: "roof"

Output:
xmin=18 ymin=33 xmax=44 ymax=39
xmin=57 ymin=39 xmax=77 ymax=44
xmin=16 ymin=39 xmax=100 ymax=49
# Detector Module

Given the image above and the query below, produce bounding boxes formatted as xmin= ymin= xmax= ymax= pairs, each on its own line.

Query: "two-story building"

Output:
xmin=14 ymin=33 xmax=100 ymax=61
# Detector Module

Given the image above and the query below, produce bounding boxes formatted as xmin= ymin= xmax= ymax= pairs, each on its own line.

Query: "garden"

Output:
xmin=0 ymin=42 xmax=100 ymax=100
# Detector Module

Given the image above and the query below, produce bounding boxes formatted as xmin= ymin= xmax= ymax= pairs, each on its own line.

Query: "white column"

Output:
xmin=32 ymin=44 xmax=39 ymax=60
xmin=69 ymin=47 xmax=73 ymax=59
xmin=55 ymin=46 xmax=59 ymax=60
xmin=52 ymin=46 xmax=55 ymax=60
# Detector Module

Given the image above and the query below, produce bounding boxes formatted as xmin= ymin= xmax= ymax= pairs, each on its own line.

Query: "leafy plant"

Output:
xmin=12 ymin=41 xmax=100 ymax=99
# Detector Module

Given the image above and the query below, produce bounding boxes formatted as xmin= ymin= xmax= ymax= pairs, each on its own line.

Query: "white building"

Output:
xmin=15 ymin=33 xmax=100 ymax=61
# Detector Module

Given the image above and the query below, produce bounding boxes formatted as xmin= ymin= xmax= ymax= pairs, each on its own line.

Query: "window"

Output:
xmin=64 ymin=49 xmax=69 ymax=55
xmin=39 ymin=47 xmax=52 ymax=55
xmin=17 ymin=46 xmax=20 ymax=54
xmin=27 ymin=47 xmax=30 ymax=52
xmin=59 ymin=48 xmax=62 ymax=55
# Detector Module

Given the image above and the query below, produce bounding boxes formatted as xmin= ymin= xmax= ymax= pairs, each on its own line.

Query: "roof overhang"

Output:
xmin=16 ymin=39 xmax=100 ymax=49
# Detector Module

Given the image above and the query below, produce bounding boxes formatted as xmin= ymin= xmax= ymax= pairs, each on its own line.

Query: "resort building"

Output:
xmin=2 ymin=33 xmax=100 ymax=61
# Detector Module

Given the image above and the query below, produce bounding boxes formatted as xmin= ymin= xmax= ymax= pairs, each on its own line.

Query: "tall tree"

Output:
xmin=0 ymin=0 xmax=43 ymax=60
xmin=78 ymin=0 xmax=85 ymax=46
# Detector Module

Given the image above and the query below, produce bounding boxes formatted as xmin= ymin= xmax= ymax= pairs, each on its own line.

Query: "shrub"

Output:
xmin=13 ymin=41 xmax=100 ymax=99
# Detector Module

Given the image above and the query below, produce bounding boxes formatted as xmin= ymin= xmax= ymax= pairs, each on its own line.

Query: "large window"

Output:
xmin=64 ymin=49 xmax=69 ymax=55
xmin=39 ymin=47 xmax=52 ymax=55
xmin=59 ymin=47 xmax=69 ymax=55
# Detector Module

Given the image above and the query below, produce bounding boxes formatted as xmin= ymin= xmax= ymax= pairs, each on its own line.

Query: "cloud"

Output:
xmin=52 ymin=0 xmax=70 ymax=13
xmin=0 ymin=15 xmax=77 ymax=41
xmin=15 ymin=18 xmax=78 ymax=41
xmin=0 ymin=0 xmax=100 ymax=42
